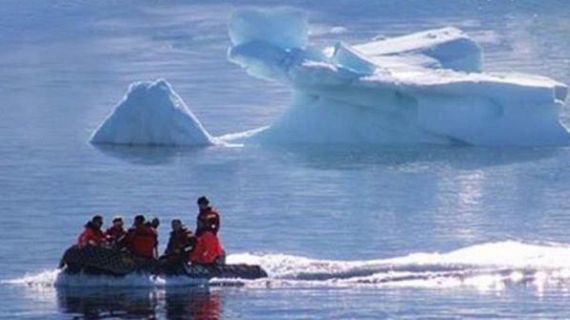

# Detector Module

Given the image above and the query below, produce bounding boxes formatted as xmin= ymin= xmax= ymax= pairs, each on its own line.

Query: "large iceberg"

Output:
xmin=226 ymin=9 xmax=570 ymax=146
xmin=92 ymin=9 xmax=570 ymax=147
xmin=91 ymin=80 xmax=216 ymax=146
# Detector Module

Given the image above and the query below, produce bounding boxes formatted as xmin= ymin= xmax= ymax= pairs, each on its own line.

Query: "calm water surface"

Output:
xmin=2 ymin=0 xmax=570 ymax=319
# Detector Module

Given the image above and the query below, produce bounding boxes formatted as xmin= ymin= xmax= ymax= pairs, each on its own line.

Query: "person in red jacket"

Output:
xmin=126 ymin=215 xmax=158 ymax=259
xmin=190 ymin=230 xmax=225 ymax=265
xmin=195 ymin=196 xmax=220 ymax=237
xmin=77 ymin=215 xmax=106 ymax=248
xmin=105 ymin=216 xmax=127 ymax=249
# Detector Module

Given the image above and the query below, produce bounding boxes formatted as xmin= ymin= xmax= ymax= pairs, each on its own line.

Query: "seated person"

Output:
xmin=126 ymin=215 xmax=158 ymax=259
xmin=105 ymin=216 xmax=127 ymax=248
xmin=162 ymin=219 xmax=195 ymax=265
xmin=190 ymin=229 xmax=225 ymax=266
xmin=77 ymin=215 xmax=106 ymax=248
xmin=146 ymin=217 xmax=160 ymax=258
xmin=147 ymin=217 xmax=160 ymax=230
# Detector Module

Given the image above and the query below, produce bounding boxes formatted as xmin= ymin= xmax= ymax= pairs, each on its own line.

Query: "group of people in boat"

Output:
xmin=75 ymin=196 xmax=225 ymax=266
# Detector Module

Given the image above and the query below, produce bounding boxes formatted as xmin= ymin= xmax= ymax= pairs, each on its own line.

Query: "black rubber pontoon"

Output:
xmin=59 ymin=246 xmax=267 ymax=280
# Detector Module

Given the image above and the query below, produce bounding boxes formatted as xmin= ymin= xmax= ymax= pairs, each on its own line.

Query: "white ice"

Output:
xmin=91 ymin=9 xmax=570 ymax=147
xmin=90 ymin=79 xmax=216 ymax=146
xmin=227 ymin=8 xmax=570 ymax=146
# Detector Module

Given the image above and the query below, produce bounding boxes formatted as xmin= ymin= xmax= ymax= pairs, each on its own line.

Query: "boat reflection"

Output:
xmin=57 ymin=286 xmax=222 ymax=319
xmin=165 ymin=288 xmax=222 ymax=320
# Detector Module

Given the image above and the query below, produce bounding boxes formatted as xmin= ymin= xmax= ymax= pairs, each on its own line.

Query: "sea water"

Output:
xmin=2 ymin=0 xmax=570 ymax=318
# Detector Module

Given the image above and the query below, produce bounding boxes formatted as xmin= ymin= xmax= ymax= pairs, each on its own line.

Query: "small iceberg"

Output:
xmin=91 ymin=80 xmax=216 ymax=147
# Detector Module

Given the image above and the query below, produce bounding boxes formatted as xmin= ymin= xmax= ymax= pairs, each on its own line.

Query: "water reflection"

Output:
xmin=93 ymin=144 xmax=208 ymax=165
xmin=165 ymin=288 xmax=222 ymax=320
xmin=263 ymin=144 xmax=561 ymax=171
xmin=57 ymin=287 xmax=222 ymax=319
xmin=93 ymin=140 xmax=562 ymax=171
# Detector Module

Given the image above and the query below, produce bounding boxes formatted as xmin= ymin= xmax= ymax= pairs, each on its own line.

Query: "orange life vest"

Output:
xmin=127 ymin=225 xmax=157 ymax=259
xmin=77 ymin=222 xmax=106 ymax=247
xmin=196 ymin=207 xmax=220 ymax=236
xmin=190 ymin=231 xmax=224 ymax=264
xmin=105 ymin=226 xmax=127 ymax=246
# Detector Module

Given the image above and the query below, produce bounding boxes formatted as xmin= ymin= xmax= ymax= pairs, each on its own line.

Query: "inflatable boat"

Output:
xmin=59 ymin=246 xmax=267 ymax=280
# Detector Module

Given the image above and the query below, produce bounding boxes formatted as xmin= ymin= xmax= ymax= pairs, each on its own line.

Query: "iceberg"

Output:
xmin=352 ymin=27 xmax=483 ymax=73
xmin=91 ymin=80 xmax=216 ymax=146
xmin=227 ymin=8 xmax=570 ymax=146
xmin=91 ymin=9 xmax=570 ymax=147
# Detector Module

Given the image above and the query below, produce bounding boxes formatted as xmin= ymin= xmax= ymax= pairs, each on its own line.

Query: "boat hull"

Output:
xmin=60 ymin=246 xmax=267 ymax=280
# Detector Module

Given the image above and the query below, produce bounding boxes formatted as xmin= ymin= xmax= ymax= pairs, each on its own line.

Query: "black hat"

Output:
xmin=134 ymin=215 xmax=145 ymax=224
xmin=197 ymin=196 xmax=209 ymax=205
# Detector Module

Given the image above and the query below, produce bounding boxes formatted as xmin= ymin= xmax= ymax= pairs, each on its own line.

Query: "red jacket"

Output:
xmin=105 ymin=226 xmax=127 ymax=246
xmin=190 ymin=231 xmax=224 ymax=264
xmin=196 ymin=207 xmax=220 ymax=236
xmin=126 ymin=225 xmax=157 ymax=259
xmin=77 ymin=222 xmax=106 ymax=247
